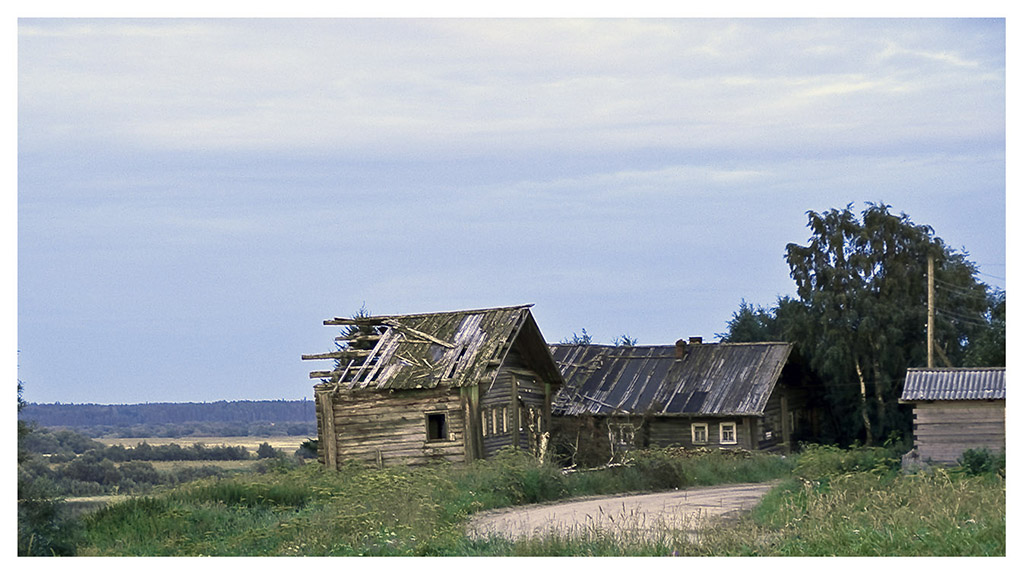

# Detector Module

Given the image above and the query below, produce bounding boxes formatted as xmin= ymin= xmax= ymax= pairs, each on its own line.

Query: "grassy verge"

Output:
xmin=75 ymin=447 xmax=786 ymax=556
xmin=72 ymin=445 xmax=1004 ymax=556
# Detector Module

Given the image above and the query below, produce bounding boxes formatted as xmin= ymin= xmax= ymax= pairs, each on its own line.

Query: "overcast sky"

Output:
xmin=16 ymin=17 xmax=1007 ymax=404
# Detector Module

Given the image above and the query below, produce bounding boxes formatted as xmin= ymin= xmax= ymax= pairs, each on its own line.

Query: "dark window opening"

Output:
xmin=427 ymin=412 xmax=448 ymax=441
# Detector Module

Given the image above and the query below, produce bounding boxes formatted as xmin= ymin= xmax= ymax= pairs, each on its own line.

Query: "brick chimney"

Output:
xmin=675 ymin=339 xmax=687 ymax=359
xmin=689 ymin=336 xmax=703 ymax=345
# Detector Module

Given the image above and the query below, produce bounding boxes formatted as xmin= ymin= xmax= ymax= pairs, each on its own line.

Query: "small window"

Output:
xmin=692 ymin=423 xmax=708 ymax=444
xmin=426 ymin=412 xmax=448 ymax=442
xmin=720 ymin=422 xmax=737 ymax=445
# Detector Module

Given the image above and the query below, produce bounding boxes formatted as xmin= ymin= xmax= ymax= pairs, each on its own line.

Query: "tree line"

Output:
xmin=718 ymin=202 xmax=1005 ymax=447
xmin=19 ymin=399 xmax=315 ymax=429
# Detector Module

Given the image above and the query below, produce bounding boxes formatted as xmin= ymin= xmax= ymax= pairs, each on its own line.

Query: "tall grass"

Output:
xmin=77 ymin=447 xmax=786 ymax=556
xmin=689 ymin=445 xmax=1005 ymax=556
xmin=75 ymin=445 xmax=1004 ymax=556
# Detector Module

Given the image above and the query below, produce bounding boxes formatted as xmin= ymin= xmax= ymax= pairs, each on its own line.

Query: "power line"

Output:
xmin=933 ymin=282 xmax=992 ymax=302
xmin=935 ymin=308 xmax=993 ymax=328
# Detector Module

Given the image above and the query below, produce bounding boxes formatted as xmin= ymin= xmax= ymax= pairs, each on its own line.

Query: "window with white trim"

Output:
xmin=691 ymin=423 xmax=708 ymax=444
xmin=719 ymin=422 xmax=737 ymax=445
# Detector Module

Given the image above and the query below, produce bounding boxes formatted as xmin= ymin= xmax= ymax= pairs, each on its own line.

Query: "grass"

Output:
xmin=72 ymin=445 xmax=1005 ymax=556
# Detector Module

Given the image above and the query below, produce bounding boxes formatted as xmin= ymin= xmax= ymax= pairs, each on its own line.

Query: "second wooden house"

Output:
xmin=303 ymin=304 xmax=564 ymax=468
xmin=550 ymin=338 xmax=820 ymax=461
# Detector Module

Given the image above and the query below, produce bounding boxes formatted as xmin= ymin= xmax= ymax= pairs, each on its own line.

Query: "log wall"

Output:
xmin=321 ymin=386 xmax=467 ymax=468
xmin=647 ymin=416 xmax=758 ymax=450
xmin=912 ymin=400 xmax=1005 ymax=465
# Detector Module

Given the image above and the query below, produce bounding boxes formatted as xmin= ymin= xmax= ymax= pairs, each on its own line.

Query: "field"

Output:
xmin=95 ymin=435 xmax=309 ymax=455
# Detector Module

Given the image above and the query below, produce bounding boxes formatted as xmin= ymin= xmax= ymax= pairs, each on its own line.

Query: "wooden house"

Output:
xmin=899 ymin=367 xmax=1005 ymax=467
xmin=550 ymin=338 xmax=819 ymax=457
xmin=302 ymin=305 xmax=564 ymax=468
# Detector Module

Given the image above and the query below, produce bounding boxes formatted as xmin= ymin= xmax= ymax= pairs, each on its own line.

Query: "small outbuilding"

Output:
xmin=303 ymin=304 xmax=564 ymax=468
xmin=899 ymin=367 xmax=1005 ymax=468
xmin=550 ymin=338 xmax=820 ymax=460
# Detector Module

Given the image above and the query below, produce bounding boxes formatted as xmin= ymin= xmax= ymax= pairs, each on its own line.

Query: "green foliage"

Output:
xmin=174 ymin=478 xmax=312 ymax=508
xmin=296 ymin=438 xmax=319 ymax=459
xmin=613 ymin=333 xmax=638 ymax=347
xmin=697 ymin=468 xmax=1004 ymax=556
xmin=256 ymin=442 xmax=280 ymax=459
xmin=791 ymin=444 xmax=900 ymax=481
xmin=76 ymin=447 xmax=790 ymax=556
xmin=722 ymin=203 xmax=1003 ymax=447
xmin=18 ymin=381 xmax=81 ymax=556
xmin=560 ymin=328 xmax=593 ymax=345
xmin=956 ymin=448 xmax=1005 ymax=477
xmin=18 ymin=469 xmax=81 ymax=556
xmin=72 ymin=445 xmax=1002 ymax=556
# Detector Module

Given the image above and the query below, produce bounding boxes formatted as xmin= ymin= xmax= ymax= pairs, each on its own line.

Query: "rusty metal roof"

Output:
xmin=305 ymin=305 xmax=563 ymax=391
xmin=900 ymin=368 xmax=1005 ymax=402
xmin=551 ymin=342 xmax=792 ymax=417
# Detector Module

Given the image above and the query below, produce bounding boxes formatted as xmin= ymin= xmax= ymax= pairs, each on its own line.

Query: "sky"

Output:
xmin=14 ymin=15 xmax=1009 ymax=405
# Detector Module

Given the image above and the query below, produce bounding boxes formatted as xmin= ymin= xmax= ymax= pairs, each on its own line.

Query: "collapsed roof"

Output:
xmin=304 ymin=304 xmax=563 ymax=391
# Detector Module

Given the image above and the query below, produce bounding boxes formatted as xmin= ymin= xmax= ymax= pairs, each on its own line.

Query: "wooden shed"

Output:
xmin=303 ymin=305 xmax=564 ymax=468
xmin=899 ymin=367 xmax=1005 ymax=467
xmin=550 ymin=339 xmax=819 ymax=458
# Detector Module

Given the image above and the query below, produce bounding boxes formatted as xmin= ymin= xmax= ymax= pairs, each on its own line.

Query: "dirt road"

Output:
xmin=466 ymin=482 xmax=776 ymax=541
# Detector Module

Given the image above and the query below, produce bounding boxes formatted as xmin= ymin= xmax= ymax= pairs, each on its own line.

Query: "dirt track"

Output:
xmin=466 ymin=482 xmax=776 ymax=541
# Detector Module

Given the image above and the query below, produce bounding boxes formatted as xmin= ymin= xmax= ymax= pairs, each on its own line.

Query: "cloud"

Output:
xmin=19 ymin=19 xmax=1004 ymax=159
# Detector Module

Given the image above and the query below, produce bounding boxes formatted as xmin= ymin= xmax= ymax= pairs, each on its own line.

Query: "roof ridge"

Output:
xmin=906 ymin=366 xmax=1006 ymax=371
xmin=330 ymin=304 xmax=534 ymax=322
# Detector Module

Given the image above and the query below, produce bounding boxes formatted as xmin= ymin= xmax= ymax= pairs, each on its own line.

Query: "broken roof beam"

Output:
xmin=324 ymin=316 xmax=394 ymax=326
xmin=309 ymin=369 xmax=349 ymax=379
xmin=334 ymin=334 xmax=382 ymax=343
xmin=382 ymin=319 xmax=454 ymax=347
xmin=301 ymin=349 xmax=374 ymax=361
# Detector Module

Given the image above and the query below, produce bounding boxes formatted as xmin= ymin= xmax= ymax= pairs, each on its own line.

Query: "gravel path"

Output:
xmin=466 ymin=482 xmax=776 ymax=542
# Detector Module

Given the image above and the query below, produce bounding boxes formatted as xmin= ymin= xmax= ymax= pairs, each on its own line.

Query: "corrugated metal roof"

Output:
xmin=307 ymin=305 xmax=563 ymax=391
xmin=900 ymin=368 xmax=1006 ymax=402
xmin=551 ymin=342 xmax=792 ymax=417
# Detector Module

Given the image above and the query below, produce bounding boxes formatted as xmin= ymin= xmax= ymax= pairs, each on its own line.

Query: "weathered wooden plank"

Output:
xmin=381 ymin=319 xmax=456 ymax=348
xmin=340 ymin=443 xmax=464 ymax=460
xmin=302 ymin=349 xmax=373 ymax=361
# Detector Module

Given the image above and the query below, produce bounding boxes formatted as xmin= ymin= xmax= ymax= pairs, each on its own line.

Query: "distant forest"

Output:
xmin=18 ymin=399 xmax=316 ymax=438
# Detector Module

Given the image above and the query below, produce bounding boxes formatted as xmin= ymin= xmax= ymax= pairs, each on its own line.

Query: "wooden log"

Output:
xmin=381 ymin=320 xmax=456 ymax=348
xmin=325 ymin=317 xmax=388 ymax=326
xmin=302 ymin=349 xmax=373 ymax=361
xmin=334 ymin=334 xmax=382 ymax=343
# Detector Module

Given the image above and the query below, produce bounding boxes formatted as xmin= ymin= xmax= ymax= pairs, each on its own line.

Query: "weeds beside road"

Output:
xmin=61 ymin=445 xmax=1005 ymax=556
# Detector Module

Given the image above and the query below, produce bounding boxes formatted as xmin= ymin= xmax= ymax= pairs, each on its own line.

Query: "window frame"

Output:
xmin=719 ymin=421 xmax=737 ymax=445
xmin=691 ymin=422 xmax=708 ymax=445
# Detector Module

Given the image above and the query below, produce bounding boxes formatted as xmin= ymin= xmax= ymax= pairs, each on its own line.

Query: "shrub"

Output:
xmin=792 ymin=444 xmax=899 ymax=481
xmin=957 ymin=448 xmax=1005 ymax=476
xmin=174 ymin=479 xmax=311 ymax=508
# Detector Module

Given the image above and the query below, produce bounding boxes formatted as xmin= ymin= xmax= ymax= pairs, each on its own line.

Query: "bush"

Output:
xmin=792 ymin=444 xmax=899 ymax=481
xmin=18 ymin=470 xmax=81 ymax=556
xmin=957 ymin=448 xmax=1005 ymax=476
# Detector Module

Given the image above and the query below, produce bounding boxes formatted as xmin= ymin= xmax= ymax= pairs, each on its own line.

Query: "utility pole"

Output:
xmin=927 ymin=256 xmax=935 ymax=368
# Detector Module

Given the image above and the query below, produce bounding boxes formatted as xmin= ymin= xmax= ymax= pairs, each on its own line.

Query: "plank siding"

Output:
xmin=912 ymin=400 xmax=1005 ymax=465
xmin=477 ymin=345 xmax=552 ymax=457
xmin=322 ymin=386 xmax=466 ymax=468
xmin=647 ymin=416 xmax=757 ymax=450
